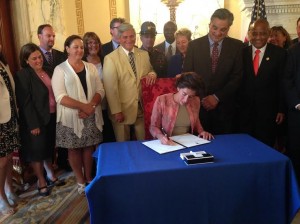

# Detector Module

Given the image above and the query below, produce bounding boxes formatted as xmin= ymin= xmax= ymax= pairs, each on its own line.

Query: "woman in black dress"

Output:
xmin=0 ymin=44 xmax=20 ymax=216
xmin=15 ymin=43 xmax=64 ymax=197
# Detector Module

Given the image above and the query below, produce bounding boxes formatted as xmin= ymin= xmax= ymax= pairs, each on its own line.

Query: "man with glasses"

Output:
xmin=238 ymin=18 xmax=286 ymax=147
xmin=183 ymin=8 xmax=243 ymax=135
xmin=102 ymin=17 xmax=125 ymax=59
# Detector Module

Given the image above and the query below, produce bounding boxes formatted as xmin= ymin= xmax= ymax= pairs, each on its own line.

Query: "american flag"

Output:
xmin=244 ymin=0 xmax=267 ymax=43
xmin=251 ymin=0 xmax=267 ymax=23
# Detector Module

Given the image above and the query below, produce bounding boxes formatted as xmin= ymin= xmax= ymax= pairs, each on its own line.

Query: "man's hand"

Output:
xmin=114 ymin=112 xmax=125 ymax=123
xmin=144 ymin=72 xmax=157 ymax=85
xmin=275 ymin=113 xmax=285 ymax=125
xmin=201 ymin=95 xmax=219 ymax=111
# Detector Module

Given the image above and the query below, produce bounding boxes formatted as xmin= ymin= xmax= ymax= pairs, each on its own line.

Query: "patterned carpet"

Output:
xmin=1 ymin=172 xmax=90 ymax=224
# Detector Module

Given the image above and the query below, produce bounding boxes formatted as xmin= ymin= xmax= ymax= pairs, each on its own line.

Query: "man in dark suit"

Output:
xmin=292 ymin=17 xmax=300 ymax=45
xmin=102 ymin=17 xmax=125 ymax=59
xmin=154 ymin=21 xmax=179 ymax=61
xmin=183 ymin=8 xmax=243 ymax=134
xmin=239 ymin=19 xmax=286 ymax=147
xmin=37 ymin=24 xmax=69 ymax=171
xmin=284 ymin=42 xmax=300 ymax=183
xmin=37 ymin=24 xmax=66 ymax=72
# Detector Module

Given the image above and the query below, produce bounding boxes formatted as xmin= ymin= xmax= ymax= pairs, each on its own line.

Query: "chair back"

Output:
xmin=141 ymin=78 xmax=177 ymax=140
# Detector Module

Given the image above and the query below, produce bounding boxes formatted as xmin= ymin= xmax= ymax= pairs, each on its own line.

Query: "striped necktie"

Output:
xmin=128 ymin=52 xmax=137 ymax=77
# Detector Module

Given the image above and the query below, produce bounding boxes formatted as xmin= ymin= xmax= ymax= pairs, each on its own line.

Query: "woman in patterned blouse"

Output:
xmin=150 ymin=72 xmax=214 ymax=145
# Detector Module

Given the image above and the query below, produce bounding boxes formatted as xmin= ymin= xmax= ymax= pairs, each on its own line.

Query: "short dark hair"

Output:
xmin=19 ymin=43 xmax=42 ymax=68
xmin=176 ymin=72 xmax=205 ymax=97
xmin=64 ymin=35 xmax=83 ymax=55
xmin=83 ymin=32 xmax=102 ymax=58
xmin=297 ymin=17 xmax=300 ymax=26
xmin=211 ymin=8 xmax=234 ymax=26
xmin=37 ymin=24 xmax=52 ymax=35
xmin=164 ymin=21 xmax=177 ymax=30
xmin=110 ymin=18 xmax=125 ymax=29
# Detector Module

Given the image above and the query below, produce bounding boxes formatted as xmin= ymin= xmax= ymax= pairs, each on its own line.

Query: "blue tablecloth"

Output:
xmin=86 ymin=134 xmax=300 ymax=224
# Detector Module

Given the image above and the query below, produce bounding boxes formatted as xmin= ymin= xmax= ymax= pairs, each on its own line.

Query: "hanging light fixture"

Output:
xmin=161 ymin=0 xmax=184 ymax=23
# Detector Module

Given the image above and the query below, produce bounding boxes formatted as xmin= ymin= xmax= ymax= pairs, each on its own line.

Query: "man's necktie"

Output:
xmin=253 ymin=49 xmax=261 ymax=76
xmin=211 ymin=42 xmax=219 ymax=74
xmin=129 ymin=52 xmax=137 ymax=77
xmin=166 ymin=45 xmax=172 ymax=60
xmin=45 ymin=51 xmax=53 ymax=67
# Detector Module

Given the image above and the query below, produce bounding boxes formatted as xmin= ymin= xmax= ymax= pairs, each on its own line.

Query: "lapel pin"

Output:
xmin=266 ymin=57 xmax=270 ymax=61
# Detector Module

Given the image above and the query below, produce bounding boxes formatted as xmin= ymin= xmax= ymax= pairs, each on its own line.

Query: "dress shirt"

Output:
xmin=208 ymin=36 xmax=223 ymax=56
xmin=164 ymin=41 xmax=176 ymax=56
xmin=252 ymin=44 xmax=267 ymax=67
xmin=112 ymin=40 xmax=119 ymax=50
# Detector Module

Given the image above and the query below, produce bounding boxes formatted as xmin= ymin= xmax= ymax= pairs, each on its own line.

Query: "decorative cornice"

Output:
xmin=243 ymin=3 xmax=300 ymax=14
xmin=265 ymin=4 xmax=300 ymax=14
xmin=75 ymin=0 xmax=84 ymax=36
xmin=109 ymin=0 xmax=117 ymax=19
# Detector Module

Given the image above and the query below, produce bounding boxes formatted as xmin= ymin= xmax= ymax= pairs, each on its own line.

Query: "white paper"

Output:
xmin=170 ymin=133 xmax=210 ymax=147
xmin=142 ymin=140 xmax=185 ymax=154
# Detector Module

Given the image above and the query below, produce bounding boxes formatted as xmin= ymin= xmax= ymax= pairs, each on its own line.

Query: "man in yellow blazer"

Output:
xmin=103 ymin=22 xmax=157 ymax=142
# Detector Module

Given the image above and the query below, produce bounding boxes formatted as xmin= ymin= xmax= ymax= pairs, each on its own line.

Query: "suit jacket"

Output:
xmin=41 ymin=48 xmax=66 ymax=73
xmin=154 ymin=41 xmax=179 ymax=56
xmin=15 ymin=67 xmax=52 ymax=130
xmin=183 ymin=35 xmax=243 ymax=114
xmin=292 ymin=37 xmax=299 ymax=45
xmin=284 ymin=42 xmax=300 ymax=127
xmin=167 ymin=53 xmax=183 ymax=77
xmin=102 ymin=41 xmax=115 ymax=58
xmin=0 ymin=61 xmax=17 ymax=123
xmin=239 ymin=44 xmax=287 ymax=145
xmin=103 ymin=47 xmax=154 ymax=124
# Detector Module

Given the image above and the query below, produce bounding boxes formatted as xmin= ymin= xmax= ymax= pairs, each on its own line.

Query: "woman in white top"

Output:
xmin=0 ymin=44 xmax=20 ymax=216
xmin=52 ymin=35 xmax=105 ymax=194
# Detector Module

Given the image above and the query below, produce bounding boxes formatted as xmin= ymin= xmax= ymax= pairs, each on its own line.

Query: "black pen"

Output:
xmin=161 ymin=128 xmax=169 ymax=140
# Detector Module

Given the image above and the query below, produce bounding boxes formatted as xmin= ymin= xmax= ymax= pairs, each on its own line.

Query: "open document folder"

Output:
xmin=142 ymin=133 xmax=210 ymax=154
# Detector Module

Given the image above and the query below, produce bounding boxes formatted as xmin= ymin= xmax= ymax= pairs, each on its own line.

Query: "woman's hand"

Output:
xmin=31 ymin=128 xmax=41 ymax=136
xmin=199 ymin=131 xmax=214 ymax=140
xmin=158 ymin=134 xmax=177 ymax=146
xmin=80 ymin=103 xmax=95 ymax=116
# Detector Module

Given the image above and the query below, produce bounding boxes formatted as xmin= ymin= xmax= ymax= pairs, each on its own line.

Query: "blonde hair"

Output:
xmin=175 ymin=28 xmax=192 ymax=41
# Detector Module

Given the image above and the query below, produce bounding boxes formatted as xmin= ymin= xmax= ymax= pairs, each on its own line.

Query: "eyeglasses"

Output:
xmin=87 ymin=41 xmax=100 ymax=46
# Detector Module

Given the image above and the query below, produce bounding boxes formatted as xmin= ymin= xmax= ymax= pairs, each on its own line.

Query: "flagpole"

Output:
xmin=256 ymin=0 xmax=260 ymax=19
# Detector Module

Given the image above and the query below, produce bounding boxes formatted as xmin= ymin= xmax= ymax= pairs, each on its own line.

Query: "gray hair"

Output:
xmin=211 ymin=8 xmax=234 ymax=27
xmin=118 ymin=23 xmax=136 ymax=38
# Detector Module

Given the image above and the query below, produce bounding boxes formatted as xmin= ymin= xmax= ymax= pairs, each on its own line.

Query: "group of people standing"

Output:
xmin=1 ymin=7 xmax=300 ymax=218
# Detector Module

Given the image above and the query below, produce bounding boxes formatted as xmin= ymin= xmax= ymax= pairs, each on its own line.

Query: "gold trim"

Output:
xmin=75 ymin=0 xmax=85 ymax=36
xmin=109 ymin=0 xmax=117 ymax=19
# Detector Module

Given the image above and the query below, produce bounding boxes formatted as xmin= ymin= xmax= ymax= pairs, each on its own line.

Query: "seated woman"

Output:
xmin=150 ymin=72 xmax=213 ymax=145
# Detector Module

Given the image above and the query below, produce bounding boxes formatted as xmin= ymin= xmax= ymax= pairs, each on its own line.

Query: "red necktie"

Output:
xmin=253 ymin=49 xmax=261 ymax=76
xmin=211 ymin=42 xmax=219 ymax=74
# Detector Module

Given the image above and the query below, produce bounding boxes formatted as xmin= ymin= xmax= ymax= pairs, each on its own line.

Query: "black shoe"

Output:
xmin=37 ymin=186 xmax=50 ymax=197
xmin=46 ymin=177 xmax=66 ymax=187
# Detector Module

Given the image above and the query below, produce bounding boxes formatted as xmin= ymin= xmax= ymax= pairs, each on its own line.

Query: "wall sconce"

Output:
xmin=161 ymin=0 xmax=184 ymax=23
